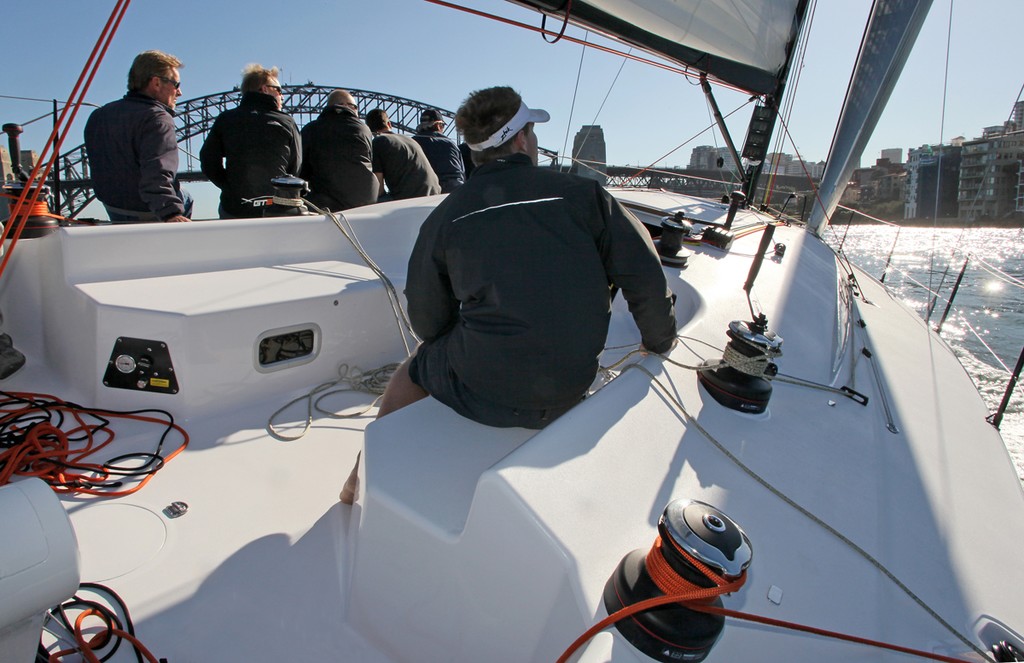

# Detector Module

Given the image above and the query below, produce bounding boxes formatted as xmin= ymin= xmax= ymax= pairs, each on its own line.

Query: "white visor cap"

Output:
xmin=467 ymin=102 xmax=550 ymax=151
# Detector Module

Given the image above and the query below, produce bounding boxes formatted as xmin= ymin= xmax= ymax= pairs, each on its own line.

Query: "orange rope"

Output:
xmin=557 ymin=535 xmax=745 ymax=663
xmin=645 ymin=534 xmax=745 ymax=600
xmin=0 ymin=390 xmax=188 ymax=497
xmin=558 ymin=532 xmax=977 ymax=662
xmin=48 ymin=608 xmax=161 ymax=663
xmin=0 ymin=0 xmax=131 ymax=280
xmin=0 ymin=192 xmax=63 ymax=220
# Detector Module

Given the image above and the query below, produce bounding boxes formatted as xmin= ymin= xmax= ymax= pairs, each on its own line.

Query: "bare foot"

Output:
xmin=339 ymin=467 xmax=359 ymax=505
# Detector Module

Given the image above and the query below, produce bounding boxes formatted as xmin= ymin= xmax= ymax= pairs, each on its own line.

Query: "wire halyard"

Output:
xmin=265 ymin=200 xmax=417 ymax=441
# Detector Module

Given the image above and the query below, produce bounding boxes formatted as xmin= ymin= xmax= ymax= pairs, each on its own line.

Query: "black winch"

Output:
xmin=656 ymin=212 xmax=694 ymax=267
xmin=1 ymin=123 xmax=60 ymax=238
xmin=603 ymin=499 xmax=751 ymax=662
xmin=262 ymin=176 xmax=310 ymax=217
xmin=699 ymin=223 xmax=783 ymax=413
xmin=698 ymin=316 xmax=782 ymax=414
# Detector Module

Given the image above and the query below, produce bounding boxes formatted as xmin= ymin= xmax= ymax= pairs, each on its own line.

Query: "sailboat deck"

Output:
xmin=3 ymin=194 xmax=1022 ymax=661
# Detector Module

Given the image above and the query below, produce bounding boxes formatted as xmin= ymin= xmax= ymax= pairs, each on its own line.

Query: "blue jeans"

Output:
xmin=106 ymin=188 xmax=193 ymax=223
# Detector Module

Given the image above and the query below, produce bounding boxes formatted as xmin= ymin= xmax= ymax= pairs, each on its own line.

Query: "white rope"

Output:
xmin=267 ymin=363 xmax=399 ymax=441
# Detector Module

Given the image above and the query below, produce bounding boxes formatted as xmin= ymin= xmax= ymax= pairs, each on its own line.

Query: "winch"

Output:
xmin=698 ymin=315 xmax=783 ymax=413
xmin=603 ymin=499 xmax=751 ymax=662
xmin=1 ymin=123 xmax=61 ymax=238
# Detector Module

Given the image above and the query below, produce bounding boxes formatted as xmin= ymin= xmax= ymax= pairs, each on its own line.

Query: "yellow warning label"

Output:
xmin=150 ymin=378 xmax=171 ymax=389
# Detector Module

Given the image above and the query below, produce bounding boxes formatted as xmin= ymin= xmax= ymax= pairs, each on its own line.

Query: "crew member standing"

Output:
xmin=84 ymin=50 xmax=192 ymax=223
xmin=200 ymin=64 xmax=301 ymax=218
xmin=300 ymin=89 xmax=377 ymax=210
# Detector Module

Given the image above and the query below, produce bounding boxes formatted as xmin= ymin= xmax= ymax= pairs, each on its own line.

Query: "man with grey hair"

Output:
xmin=299 ymin=90 xmax=376 ymax=210
xmin=200 ymin=64 xmax=301 ymax=218
xmin=84 ymin=50 xmax=192 ymax=223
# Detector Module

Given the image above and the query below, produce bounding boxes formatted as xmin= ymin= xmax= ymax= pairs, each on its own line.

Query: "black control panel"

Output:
xmin=102 ymin=337 xmax=179 ymax=394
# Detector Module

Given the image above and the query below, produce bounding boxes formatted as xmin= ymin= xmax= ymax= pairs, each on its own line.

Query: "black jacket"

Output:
xmin=84 ymin=92 xmax=185 ymax=219
xmin=406 ymin=153 xmax=677 ymax=411
xmin=200 ymin=92 xmax=302 ymax=217
xmin=299 ymin=105 xmax=377 ymax=210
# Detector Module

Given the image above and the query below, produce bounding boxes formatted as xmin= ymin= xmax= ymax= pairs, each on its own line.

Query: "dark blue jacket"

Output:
xmin=84 ymin=92 xmax=185 ymax=219
xmin=412 ymin=131 xmax=465 ymax=193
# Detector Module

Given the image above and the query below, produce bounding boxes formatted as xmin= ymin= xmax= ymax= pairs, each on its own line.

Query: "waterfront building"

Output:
xmin=881 ymin=148 xmax=903 ymax=165
xmin=905 ymin=143 xmax=961 ymax=220
xmin=570 ymin=125 xmax=607 ymax=185
xmin=958 ymin=129 xmax=1024 ymax=221
xmin=687 ymin=145 xmax=737 ymax=171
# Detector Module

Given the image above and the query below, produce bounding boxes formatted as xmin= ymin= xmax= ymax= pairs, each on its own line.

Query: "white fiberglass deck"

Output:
xmin=2 ymin=193 xmax=1021 ymax=662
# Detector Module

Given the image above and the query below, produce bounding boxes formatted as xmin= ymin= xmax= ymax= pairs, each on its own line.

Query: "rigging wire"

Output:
xmin=620 ymin=98 xmax=757 ymax=186
xmin=422 ymin=0 xmax=750 ymax=94
xmin=761 ymin=0 xmax=816 ymax=206
xmin=559 ymin=32 xmax=589 ymax=169
xmin=926 ymin=0 xmax=956 ymax=320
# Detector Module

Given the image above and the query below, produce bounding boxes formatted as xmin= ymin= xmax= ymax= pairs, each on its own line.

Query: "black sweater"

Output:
xmin=200 ymin=92 xmax=302 ymax=217
xmin=406 ymin=153 xmax=677 ymax=411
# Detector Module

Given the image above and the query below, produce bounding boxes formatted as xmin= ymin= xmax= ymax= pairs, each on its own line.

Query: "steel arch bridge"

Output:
xmin=55 ymin=84 xmax=554 ymax=218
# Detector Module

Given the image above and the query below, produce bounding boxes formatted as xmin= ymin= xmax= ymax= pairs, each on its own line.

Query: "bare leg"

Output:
xmin=340 ymin=355 xmax=428 ymax=504
xmin=376 ymin=355 xmax=428 ymax=418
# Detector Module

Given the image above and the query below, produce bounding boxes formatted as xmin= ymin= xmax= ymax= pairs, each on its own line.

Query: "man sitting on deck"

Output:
xmin=341 ymin=86 xmax=676 ymax=504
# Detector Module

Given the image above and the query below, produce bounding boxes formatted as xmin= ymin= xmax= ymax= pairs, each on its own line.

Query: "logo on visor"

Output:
xmin=499 ymin=126 xmax=512 ymax=142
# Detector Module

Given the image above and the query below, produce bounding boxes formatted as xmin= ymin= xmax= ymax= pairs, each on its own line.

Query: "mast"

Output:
xmin=739 ymin=0 xmax=810 ymax=204
xmin=808 ymin=0 xmax=934 ymax=235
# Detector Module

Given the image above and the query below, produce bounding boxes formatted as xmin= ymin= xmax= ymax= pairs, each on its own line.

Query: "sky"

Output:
xmin=2 ymin=0 xmax=1022 ymax=219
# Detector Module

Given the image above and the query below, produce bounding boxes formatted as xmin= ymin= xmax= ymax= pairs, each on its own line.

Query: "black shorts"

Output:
xmin=408 ymin=337 xmax=579 ymax=430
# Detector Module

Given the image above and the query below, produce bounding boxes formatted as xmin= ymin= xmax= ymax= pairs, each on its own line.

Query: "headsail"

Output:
xmin=808 ymin=0 xmax=933 ymax=234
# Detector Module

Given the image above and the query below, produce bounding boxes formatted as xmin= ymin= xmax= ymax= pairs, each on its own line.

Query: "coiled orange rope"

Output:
xmin=0 ymin=390 xmax=188 ymax=497
xmin=48 ymin=608 xmax=161 ymax=663
xmin=0 ymin=192 xmax=62 ymax=221
xmin=645 ymin=534 xmax=746 ymax=600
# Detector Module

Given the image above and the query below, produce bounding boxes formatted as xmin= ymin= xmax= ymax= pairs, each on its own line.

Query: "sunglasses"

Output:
xmin=157 ymin=76 xmax=181 ymax=90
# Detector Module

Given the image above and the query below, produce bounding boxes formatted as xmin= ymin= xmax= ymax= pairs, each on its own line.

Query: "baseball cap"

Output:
xmin=420 ymin=109 xmax=444 ymax=123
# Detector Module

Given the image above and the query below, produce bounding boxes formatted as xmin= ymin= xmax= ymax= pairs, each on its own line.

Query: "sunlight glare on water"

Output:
xmin=825 ymin=225 xmax=1024 ymax=483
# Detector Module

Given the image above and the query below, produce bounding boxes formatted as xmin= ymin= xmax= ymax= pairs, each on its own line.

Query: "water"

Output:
xmin=822 ymin=225 xmax=1024 ymax=483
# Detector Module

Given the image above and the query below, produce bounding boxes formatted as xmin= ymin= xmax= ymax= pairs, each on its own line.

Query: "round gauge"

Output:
xmin=114 ymin=354 xmax=137 ymax=374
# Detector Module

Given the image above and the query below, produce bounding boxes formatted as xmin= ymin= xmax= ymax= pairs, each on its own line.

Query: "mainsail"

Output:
xmin=505 ymin=0 xmax=807 ymax=95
